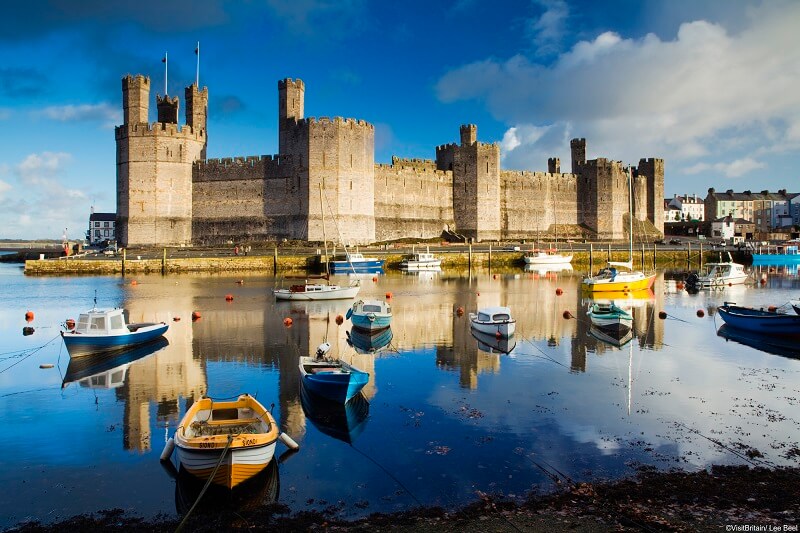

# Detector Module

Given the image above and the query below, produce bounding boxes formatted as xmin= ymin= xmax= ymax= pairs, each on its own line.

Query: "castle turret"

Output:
xmin=279 ymin=78 xmax=305 ymax=155
xmin=460 ymin=124 xmax=477 ymax=146
xmin=185 ymin=84 xmax=208 ymax=159
xmin=156 ymin=94 xmax=179 ymax=124
xmin=452 ymin=124 xmax=501 ymax=242
xmin=548 ymin=157 xmax=560 ymax=174
xmin=116 ymin=75 xmax=206 ymax=247
xmin=570 ymin=138 xmax=586 ymax=174
xmin=122 ymin=75 xmax=149 ymax=125
xmin=637 ymin=158 xmax=665 ymax=236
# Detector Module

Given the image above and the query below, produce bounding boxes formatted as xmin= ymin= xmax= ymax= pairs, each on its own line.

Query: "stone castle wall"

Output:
xmin=374 ymin=157 xmax=455 ymax=241
xmin=115 ymin=73 xmax=665 ymax=246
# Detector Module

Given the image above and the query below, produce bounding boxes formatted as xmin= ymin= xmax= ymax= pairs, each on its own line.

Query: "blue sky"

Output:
xmin=0 ymin=0 xmax=799 ymax=239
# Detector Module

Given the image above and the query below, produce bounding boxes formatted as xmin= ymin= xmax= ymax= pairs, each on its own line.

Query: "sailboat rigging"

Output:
xmin=273 ymin=184 xmax=361 ymax=301
xmin=582 ymin=166 xmax=656 ymax=292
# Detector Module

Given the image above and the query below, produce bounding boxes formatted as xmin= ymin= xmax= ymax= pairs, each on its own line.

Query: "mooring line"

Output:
xmin=0 ymin=333 xmax=61 ymax=374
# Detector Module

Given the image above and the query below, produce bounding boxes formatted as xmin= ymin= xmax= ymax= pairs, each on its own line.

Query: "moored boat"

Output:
xmin=751 ymin=243 xmax=800 ymax=265
xmin=587 ymin=302 xmax=633 ymax=340
xmin=791 ymin=299 xmax=799 ymax=315
xmin=299 ymin=343 xmax=369 ymax=403
xmin=469 ymin=306 xmax=516 ymax=338
xmin=274 ymin=276 xmax=360 ymax=301
xmin=471 ymin=328 xmax=516 ymax=354
xmin=399 ymin=251 xmax=441 ymax=270
xmin=347 ymin=299 xmax=392 ymax=331
xmin=329 ymin=252 xmax=384 ymax=274
xmin=685 ymin=253 xmax=749 ymax=290
xmin=173 ymin=394 xmax=280 ymax=489
xmin=716 ymin=302 xmax=800 ymax=336
xmin=61 ymin=307 xmax=168 ymax=357
xmin=523 ymin=249 xmax=573 ymax=265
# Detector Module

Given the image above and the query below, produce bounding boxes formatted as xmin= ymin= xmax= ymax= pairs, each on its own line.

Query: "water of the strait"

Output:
xmin=0 ymin=261 xmax=798 ymax=528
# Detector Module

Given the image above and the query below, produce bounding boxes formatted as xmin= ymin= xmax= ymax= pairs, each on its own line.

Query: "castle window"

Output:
xmin=350 ymin=154 xmax=353 ymax=168
xmin=350 ymin=180 xmax=352 ymax=190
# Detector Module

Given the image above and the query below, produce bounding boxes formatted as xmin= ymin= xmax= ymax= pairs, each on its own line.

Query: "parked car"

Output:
xmin=668 ymin=238 xmax=682 ymax=245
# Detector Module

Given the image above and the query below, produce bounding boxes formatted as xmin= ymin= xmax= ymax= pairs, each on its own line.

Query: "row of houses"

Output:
xmin=664 ymin=189 xmax=800 ymax=240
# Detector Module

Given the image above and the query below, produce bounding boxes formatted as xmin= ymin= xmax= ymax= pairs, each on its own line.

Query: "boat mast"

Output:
xmin=320 ymin=184 xmax=330 ymax=279
xmin=627 ymin=165 xmax=633 ymax=264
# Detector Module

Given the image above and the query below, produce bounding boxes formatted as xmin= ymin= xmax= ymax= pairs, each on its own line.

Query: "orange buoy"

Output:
xmin=283 ymin=317 xmax=293 ymax=327
xmin=173 ymin=317 xmax=181 ymax=321
xmin=768 ymin=306 xmax=777 ymax=313
xmin=477 ymin=292 xmax=480 ymax=296
xmin=191 ymin=311 xmax=202 ymax=321
xmin=385 ymin=292 xmax=392 ymax=299
xmin=225 ymin=294 xmax=234 ymax=301
xmin=696 ymin=309 xmax=705 ymax=318
xmin=335 ymin=315 xmax=344 ymax=325
xmin=676 ymin=282 xmax=684 ymax=290
xmin=456 ymin=306 xmax=464 ymax=317
xmin=562 ymin=310 xmax=572 ymax=319
xmin=131 ymin=280 xmax=137 ymax=285
xmin=760 ymin=278 xmax=767 ymax=285
xmin=555 ymin=288 xmax=563 ymax=296
xmin=65 ymin=318 xmax=76 ymax=329
xmin=658 ymin=311 xmax=667 ymax=320
xmin=372 ymin=276 xmax=378 ymax=283
xmin=24 ymin=311 xmax=34 ymax=322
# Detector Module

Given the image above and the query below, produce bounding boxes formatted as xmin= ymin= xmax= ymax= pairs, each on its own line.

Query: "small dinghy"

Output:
xmin=299 ymin=343 xmax=369 ymax=403
xmin=347 ymin=299 xmax=392 ymax=332
xmin=469 ymin=306 xmax=516 ymax=338
xmin=174 ymin=394 xmax=279 ymax=489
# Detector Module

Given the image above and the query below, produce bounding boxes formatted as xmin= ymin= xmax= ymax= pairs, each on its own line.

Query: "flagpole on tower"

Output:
xmin=195 ymin=42 xmax=200 ymax=87
xmin=162 ymin=52 xmax=168 ymax=95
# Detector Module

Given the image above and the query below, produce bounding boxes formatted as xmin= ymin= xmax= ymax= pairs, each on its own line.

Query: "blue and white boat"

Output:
xmin=299 ymin=343 xmax=369 ymax=403
xmin=469 ymin=306 xmax=516 ymax=338
xmin=751 ymin=244 xmax=800 ymax=265
xmin=587 ymin=302 xmax=633 ymax=340
xmin=329 ymin=252 xmax=384 ymax=274
xmin=346 ymin=299 xmax=392 ymax=331
xmin=61 ymin=307 xmax=168 ymax=357
xmin=716 ymin=302 xmax=800 ymax=336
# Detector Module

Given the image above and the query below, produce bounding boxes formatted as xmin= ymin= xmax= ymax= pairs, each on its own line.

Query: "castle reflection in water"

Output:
xmin=93 ymin=272 xmax=664 ymax=453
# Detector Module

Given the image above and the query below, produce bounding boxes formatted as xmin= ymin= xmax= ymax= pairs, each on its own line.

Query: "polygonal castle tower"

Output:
xmin=115 ymin=75 xmax=207 ymax=246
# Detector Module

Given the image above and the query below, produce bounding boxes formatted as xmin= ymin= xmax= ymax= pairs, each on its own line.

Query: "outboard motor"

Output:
xmin=685 ymin=272 xmax=700 ymax=293
xmin=315 ymin=342 xmax=332 ymax=360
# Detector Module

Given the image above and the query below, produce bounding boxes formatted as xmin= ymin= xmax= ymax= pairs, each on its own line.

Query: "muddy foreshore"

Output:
xmin=6 ymin=465 xmax=798 ymax=532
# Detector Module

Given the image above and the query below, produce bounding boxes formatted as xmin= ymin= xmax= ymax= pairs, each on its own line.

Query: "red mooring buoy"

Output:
xmin=335 ymin=315 xmax=344 ymax=325
xmin=225 ymin=294 xmax=234 ymax=301
xmin=283 ymin=317 xmax=293 ymax=327
xmin=696 ymin=309 xmax=705 ymax=318
xmin=658 ymin=311 xmax=667 ymax=320
xmin=25 ymin=311 xmax=34 ymax=322
xmin=192 ymin=311 xmax=202 ymax=321
xmin=555 ymin=288 xmax=563 ymax=296
xmin=562 ymin=310 xmax=572 ymax=319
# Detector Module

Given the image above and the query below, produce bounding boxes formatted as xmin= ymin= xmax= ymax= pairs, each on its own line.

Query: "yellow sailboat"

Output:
xmin=582 ymin=166 xmax=656 ymax=293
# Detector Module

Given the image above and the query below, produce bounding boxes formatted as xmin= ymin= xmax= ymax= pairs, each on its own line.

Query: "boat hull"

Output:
xmin=61 ymin=323 xmax=169 ymax=357
xmin=274 ymin=285 xmax=360 ymax=301
xmin=400 ymin=260 xmax=442 ymax=270
xmin=470 ymin=329 xmax=516 ymax=354
xmin=350 ymin=315 xmax=392 ymax=331
xmin=175 ymin=442 xmax=277 ymax=489
xmin=300 ymin=357 xmax=369 ymax=403
xmin=329 ymin=260 xmax=385 ymax=273
xmin=582 ymin=273 xmax=656 ymax=293
xmin=469 ymin=316 xmax=516 ymax=338
xmin=347 ymin=327 xmax=393 ymax=353
xmin=717 ymin=305 xmax=800 ymax=335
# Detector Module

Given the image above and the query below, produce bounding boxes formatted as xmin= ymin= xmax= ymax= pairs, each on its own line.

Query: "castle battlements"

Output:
xmin=114 ymin=122 xmax=205 ymax=141
xmin=284 ymin=116 xmax=375 ymax=130
xmin=278 ymin=78 xmax=305 ymax=90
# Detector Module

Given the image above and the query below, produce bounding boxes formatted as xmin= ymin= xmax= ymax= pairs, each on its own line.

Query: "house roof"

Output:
xmin=712 ymin=216 xmax=753 ymax=225
xmin=89 ymin=212 xmax=116 ymax=222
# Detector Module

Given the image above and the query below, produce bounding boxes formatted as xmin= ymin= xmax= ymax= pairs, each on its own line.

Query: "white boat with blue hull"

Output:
xmin=469 ymin=306 xmax=516 ymax=338
xmin=347 ymin=299 xmax=392 ymax=331
xmin=61 ymin=307 xmax=168 ymax=357
xmin=329 ymin=252 xmax=384 ymax=274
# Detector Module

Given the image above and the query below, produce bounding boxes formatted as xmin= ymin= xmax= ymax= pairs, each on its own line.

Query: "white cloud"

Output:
xmin=527 ymin=0 xmax=569 ymax=57
xmin=36 ymin=103 xmax=120 ymax=126
xmin=683 ymin=157 xmax=765 ymax=178
xmin=435 ymin=1 xmax=800 ymax=190
xmin=0 ymin=152 xmax=92 ymax=239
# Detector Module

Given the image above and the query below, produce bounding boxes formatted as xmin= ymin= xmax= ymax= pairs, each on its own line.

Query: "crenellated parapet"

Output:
xmin=194 ymin=154 xmax=292 ymax=182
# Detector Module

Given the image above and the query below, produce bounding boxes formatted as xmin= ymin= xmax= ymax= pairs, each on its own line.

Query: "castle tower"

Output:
xmin=570 ymin=138 xmax=586 ymax=174
xmin=185 ymin=84 xmax=208 ymax=159
xmin=122 ymin=75 xmax=149 ymax=124
xmin=548 ymin=157 xmax=560 ymax=174
xmin=637 ymin=158 xmax=665 ymax=236
xmin=452 ymin=124 xmax=501 ymax=242
xmin=116 ymin=77 xmax=206 ymax=247
xmin=156 ymin=94 xmax=179 ymax=124
xmin=279 ymin=78 xmax=305 ymax=155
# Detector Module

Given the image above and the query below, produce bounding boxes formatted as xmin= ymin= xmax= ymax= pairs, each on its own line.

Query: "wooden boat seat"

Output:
xmin=310 ymin=366 xmax=343 ymax=374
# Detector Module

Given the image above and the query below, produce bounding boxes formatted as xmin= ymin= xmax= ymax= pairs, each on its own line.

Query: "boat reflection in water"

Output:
xmin=588 ymin=323 xmax=633 ymax=348
xmin=717 ymin=324 xmax=800 ymax=360
xmin=62 ymin=337 xmax=169 ymax=389
xmin=300 ymin=383 xmax=370 ymax=444
xmin=347 ymin=326 xmax=393 ymax=354
xmin=470 ymin=329 xmax=516 ymax=354
xmin=523 ymin=263 xmax=573 ymax=276
xmin=171 ymin=459 xmax=280 ymax=516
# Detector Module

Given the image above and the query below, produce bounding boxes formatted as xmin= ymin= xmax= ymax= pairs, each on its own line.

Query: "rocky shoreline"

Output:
xmin=7 ymin=465 xmax=798 ymax=532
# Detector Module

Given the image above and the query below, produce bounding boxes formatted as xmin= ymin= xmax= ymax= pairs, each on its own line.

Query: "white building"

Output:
xmin=668 ymin=194 xmax=704 ymax=222
xmin=87 ymin=212 xmax=116 ymax=246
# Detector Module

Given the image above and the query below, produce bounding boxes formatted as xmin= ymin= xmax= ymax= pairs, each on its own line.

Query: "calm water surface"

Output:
xmin=1 ymin=262 xmax=799 ymax=527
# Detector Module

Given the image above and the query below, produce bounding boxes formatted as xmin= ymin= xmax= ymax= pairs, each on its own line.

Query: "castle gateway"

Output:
xmin=116 ymin=75 xmax=664 ymax=247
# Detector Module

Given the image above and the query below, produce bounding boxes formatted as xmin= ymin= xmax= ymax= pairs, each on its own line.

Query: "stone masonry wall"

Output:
xmin=374 ymin=160 xmax=455 ymax=241
xmin=500 ymin=170 xmax=579 ymax=240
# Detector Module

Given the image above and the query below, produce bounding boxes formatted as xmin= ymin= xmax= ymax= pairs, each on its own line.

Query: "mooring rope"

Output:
xmin=0 ymin=333 xmax=61 ymax=374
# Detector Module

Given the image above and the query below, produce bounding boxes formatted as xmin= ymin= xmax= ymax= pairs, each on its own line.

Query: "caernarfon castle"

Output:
xmin=115 ymin=75 xmax=664 ymax=247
